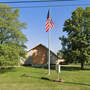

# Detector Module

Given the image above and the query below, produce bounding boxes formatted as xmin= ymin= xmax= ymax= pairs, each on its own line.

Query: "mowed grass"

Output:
xmin=0 ymin=65 xmax=90 ymax=90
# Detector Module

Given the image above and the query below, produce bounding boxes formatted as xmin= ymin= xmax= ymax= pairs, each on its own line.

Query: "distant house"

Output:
xmin=24 ymin=44 xmax=63 ymax=66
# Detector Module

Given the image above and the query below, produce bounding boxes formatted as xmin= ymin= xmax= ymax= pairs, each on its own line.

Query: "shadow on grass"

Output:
xmin=24 ymin=65 xmax=56 ymax=70
xmin=61 ymin=66 xmax=81 ymax=71
xmin=24 ymin=65 xmax=90 ymax=71
xmin=61 ymin=66 xmax=90 ymax=71
xmin=20 ymin=74 xmax=90 ymax=86
xmin=0 ymin=67 xmax=16 ymax=74
xmin=21 ymin=74 xmax=51 ymax=81
xmin=64 ymin=81 xmax=90 ymax=86
xmin=41 ymin=77 xmax=51 ymax=81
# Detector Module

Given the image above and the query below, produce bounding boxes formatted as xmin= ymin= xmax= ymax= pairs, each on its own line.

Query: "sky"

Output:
xmin=0 ymin=0 xmax=90 ymax=54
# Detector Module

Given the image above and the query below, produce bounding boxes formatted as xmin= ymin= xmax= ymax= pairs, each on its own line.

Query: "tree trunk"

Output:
xmin=0 ymin=66 xmax=2 ymax=73
xmin=81 ymin=60 xmax=84 ymax=70
xmin=1 ymin=40 xmax=3 ymax=44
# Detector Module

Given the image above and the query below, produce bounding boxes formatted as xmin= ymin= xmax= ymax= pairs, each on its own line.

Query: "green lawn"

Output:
xmin=0 ymin=65 xmax=90 ymax=90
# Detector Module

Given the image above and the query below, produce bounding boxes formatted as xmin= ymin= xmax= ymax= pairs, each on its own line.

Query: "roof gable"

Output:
xmin=28 ymin=44 xmax=58 ymax=58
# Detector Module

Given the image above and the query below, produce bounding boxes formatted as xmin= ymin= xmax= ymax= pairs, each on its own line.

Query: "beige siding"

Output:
xmin=46 ymin=52 xmax=57 ymax=65
xmin=24 ymin=44 xmax=57 ymax=65
xmin=32 ymin=45 xmax=48 ymax=64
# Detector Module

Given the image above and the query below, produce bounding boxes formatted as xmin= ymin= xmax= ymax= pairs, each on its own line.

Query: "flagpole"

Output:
xmin=48 ymin=29 xmax=50 ymax=75
xmin=46 ymin=9 xmax=54 ymax=75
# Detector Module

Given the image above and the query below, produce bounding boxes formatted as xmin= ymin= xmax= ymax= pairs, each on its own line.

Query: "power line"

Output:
xmin=0 ymin=3 xmax=89 ymax=9
xmin=0 ymin=0 xmax=74 ymax=3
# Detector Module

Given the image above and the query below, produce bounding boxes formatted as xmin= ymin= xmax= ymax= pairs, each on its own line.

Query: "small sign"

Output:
xmin=56 ymin=64 xmax=61 ymax=73
xmin=58 ymin=64 xmax=61 ymax=73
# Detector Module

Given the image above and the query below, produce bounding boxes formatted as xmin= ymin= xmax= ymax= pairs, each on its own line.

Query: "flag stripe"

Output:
xmin=45 ymin=11 xmax=55 ymax=32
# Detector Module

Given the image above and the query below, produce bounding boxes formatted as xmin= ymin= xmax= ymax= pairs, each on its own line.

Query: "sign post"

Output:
xmin=56 ymin=63 xmax=61 ymax=80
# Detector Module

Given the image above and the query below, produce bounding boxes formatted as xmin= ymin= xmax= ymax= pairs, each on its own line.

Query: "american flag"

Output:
xmin=45 ymin=10 xmax=55 ymax=32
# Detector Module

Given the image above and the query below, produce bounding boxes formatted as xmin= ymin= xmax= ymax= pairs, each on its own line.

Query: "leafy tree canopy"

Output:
xmin=59 ymin=7 xmax=90 ymax=70
xmin=0 ymin=4 xmax=27 ymax=67
xmin=0 ymin=4 xmax=27 ymax=47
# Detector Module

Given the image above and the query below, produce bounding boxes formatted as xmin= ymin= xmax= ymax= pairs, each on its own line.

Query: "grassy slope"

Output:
xmin=0 ymin=65 xmax=90 ymax=90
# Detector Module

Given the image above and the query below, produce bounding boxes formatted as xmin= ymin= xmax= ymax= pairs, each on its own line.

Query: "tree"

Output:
xmin=0 ymin=44 xmax=19 ymax=66
xmin=0 ymin=4 xmax=27 ymax=47
xmin=59 ymin=7 xmax=90 ymax=70
xmin=0 ymin=4 xmax=27 ymax=68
